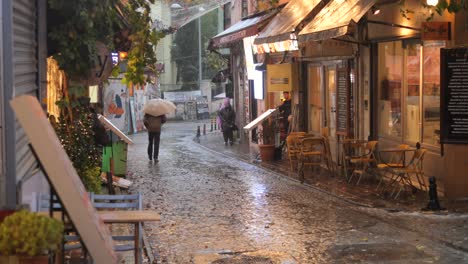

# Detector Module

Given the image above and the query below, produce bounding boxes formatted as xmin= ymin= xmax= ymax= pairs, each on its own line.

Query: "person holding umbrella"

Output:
xmin=143 ymin=98 xmax=176 ymax=161
xmin=218 ymin=98 xmax=236 ymax=146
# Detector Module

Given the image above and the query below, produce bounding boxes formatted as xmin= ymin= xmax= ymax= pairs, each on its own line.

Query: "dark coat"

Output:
xmin=144 ymin=114 xmax=166 ymax=133
xmin=218 ymin=106 xmax=236 ymax=132
xmin=279 ymin=99 xmax=291 ymax=120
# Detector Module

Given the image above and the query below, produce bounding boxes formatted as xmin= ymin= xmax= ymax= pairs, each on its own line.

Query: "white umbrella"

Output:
xmin=214 ymin=92 xmax=226 ymax=99
xmin=143 ymin=98 xmax=176 ymax=117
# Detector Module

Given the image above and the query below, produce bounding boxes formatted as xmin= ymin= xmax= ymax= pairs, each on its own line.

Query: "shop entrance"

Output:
xmin=307 ymin=63 xmax=344 ymax=163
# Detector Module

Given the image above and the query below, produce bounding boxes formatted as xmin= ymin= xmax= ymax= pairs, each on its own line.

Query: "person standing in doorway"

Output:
xmin=218 ymin=98 xmax=236 ymax=146
xmin=143 ymin=113 xmax=166 ymax=162
xmin=278 ymin=91 xmax=292 ymax=132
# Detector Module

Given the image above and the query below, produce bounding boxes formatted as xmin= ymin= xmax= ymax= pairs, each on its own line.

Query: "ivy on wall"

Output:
xmin=398 ymin=0 xmax=467 ymax=21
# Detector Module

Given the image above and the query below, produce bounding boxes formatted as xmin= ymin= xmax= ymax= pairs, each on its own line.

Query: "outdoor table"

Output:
xmin=99 ymin=210 xmax=160 ymax=264
xmin=378 ymin=148 xmax=417 ymax=167
xmin=38 ymin=210 xmax=160 ymax=264
xmin=376 ymin=147 xmax=419 ymax=197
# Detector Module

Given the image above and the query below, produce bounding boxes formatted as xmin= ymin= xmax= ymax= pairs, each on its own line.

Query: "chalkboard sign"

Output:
xmin=336 ymin=68 xmax=350 ymax=136
xmin=441 ymin=47 xmax=468 ymax=144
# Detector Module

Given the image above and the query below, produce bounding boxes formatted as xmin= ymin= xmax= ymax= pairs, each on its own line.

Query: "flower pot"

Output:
xmin=259 ymin=144 xmax=275 ymax=161
xmin=0 ymin=209 xmax=16 ymax=223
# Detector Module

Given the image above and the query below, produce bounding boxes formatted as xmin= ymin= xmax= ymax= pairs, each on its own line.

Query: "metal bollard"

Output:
xmin=214 ymin=122 xmax=217 ymax=131
xmin=210 ymin=118 xmax=213 ymax=132
xmin=203 ymin=124 xmax=206 ymax=135
xmin=423 ymin=176 xmax=444 ymax=211
xmin=196 ymin=126 xmax=201 ymax=137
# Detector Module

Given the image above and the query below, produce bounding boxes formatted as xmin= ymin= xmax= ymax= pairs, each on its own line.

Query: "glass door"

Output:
xmin=307 ymin=66 xmax=322 ymax=134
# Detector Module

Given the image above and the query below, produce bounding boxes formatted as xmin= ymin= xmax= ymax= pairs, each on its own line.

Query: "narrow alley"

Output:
xmin=127 ymin=121 xmax=468 ymax=263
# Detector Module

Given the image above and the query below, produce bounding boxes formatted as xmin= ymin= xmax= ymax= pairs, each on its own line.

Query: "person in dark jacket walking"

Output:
xmin=218 ymin=98 xmax=236 ymax=146
xmin=143 ymin=113 xmax=166 ymax=161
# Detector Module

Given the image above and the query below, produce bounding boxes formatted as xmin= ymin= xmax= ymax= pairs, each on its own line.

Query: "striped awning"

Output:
xmin=298 ymin=0 xmax=376 ymax=42
xmin=254 ymin=0 xmax=329 ymax=45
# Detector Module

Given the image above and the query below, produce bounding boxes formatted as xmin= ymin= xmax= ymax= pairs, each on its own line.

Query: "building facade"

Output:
xmin=1 ymin=0 xmax=47 ymax=208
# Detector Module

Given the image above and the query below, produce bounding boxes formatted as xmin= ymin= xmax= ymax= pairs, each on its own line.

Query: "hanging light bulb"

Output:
xmin=371 ymin=6 xmax=381 ymax=15
xmin=427 ymin=0 xmax=438 ymax=6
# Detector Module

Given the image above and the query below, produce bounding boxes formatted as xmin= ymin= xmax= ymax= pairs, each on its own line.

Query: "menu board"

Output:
xmin=441 ymin=47 xmax=468 ymax=144
xmin=243 ymin=108 xmax=277 ymax=131
xmin=336 ymin=68 xmax=350 ymax=136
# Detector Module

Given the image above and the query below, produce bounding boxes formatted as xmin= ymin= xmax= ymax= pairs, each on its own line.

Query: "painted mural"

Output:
xmin=103 ymin=79 xmax=128 ymax=132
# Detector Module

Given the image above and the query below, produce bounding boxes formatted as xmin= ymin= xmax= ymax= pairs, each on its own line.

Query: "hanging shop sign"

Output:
xmin=421 ymin=22 xmax=451 ymax=41
xmin=440 ymin=47 xmax=468 ymax=144
xmin=266 ymin=63 xmax=298 ymax=92
xmin=336 ymin=67 xmax=351 ymax=136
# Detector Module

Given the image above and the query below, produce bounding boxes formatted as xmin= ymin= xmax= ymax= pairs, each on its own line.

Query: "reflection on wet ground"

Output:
xmin=127 ymin=121 xmax=468 ymax=263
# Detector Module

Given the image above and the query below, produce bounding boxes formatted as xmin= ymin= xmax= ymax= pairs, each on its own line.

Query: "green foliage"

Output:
xmin=172 ymin=20 xmax=199 ymax=90
xmin=48 ymin=0 xmax=174 ymax=85
xmin=82 ymin=167 xmax=103 ymax=194
xmin=54 ymin=95 xmax=102 ymax=193
xmin=121 ymin=1 xmax=175 ymax=85
xmin=48 ymin=0 xmax=121 ymax=78
xmin=259 ymin=117 xmax=277 ymax=145
xmin=0 ymin=210 xmax=64 ymax=256
xmin=433 ymin=0 xmax=465 ymax=15
xmin=398 ymin=0 xmax=466 ymax=21
xmin=205 ymin=52 xmax=227 ymax=73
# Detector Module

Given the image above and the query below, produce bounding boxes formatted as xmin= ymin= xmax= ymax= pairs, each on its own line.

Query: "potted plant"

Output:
xmin=0 ymin=210 xmax=64 ymax=264
xmin=258 ymin=116 xmax=277 ymax=161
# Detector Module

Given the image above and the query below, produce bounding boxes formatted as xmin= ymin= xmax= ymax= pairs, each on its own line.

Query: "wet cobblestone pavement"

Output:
xmin=127 ymin=121 xmax=468 ymax=263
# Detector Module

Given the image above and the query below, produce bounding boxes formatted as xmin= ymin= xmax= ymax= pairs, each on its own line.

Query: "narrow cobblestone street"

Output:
xmin=127 ymin=121 xmax=468 ymax=263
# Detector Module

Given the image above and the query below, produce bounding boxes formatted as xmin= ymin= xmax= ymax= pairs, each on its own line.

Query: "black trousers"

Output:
xmin=222 ymin=128 xmax=234 ymax=144
xmin=148 ymin=131 xmax=161 ymax=159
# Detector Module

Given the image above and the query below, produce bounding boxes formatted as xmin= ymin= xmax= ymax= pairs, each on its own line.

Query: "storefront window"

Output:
xmin=422 ymin=42 xmax=444 ymax=145
xmin=378 ymin=41 xmax=403 ymax=138
xmin=404 ymin=43 xmax=421 ymax=142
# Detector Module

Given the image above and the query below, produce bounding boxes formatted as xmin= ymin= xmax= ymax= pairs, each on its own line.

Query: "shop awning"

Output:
xmin=210 ymin=11 xmax=279 ymax=49
xmin=253 ymin=0 xmax=328 ymax=45
xmin=298 ymin=0 xmax=376 ymax=42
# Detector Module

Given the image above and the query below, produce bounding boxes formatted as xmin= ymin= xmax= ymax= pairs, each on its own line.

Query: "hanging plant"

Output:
xmin=398 ymin=0 xmax=466 ymax=21
xmin=117 ymin=1 xmax=176 ymax=86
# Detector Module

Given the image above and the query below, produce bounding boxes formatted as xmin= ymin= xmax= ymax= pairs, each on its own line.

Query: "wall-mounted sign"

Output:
xmin=111 ymin=52 xmax=119 ymax=65
xmin=252 ymin=67 xmax=264 ymax=100
xmin=421 ymin=22 xmax=451 ymax=41
xmin=266 ymin=63 xmax=298 ymax=92
xmin=336 ymin=67 xmax=351 ymax=136
xmin=440 ymin=47 xmax=468 ymax=144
